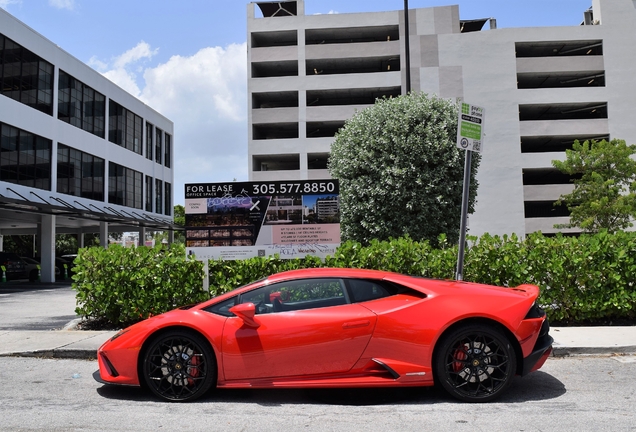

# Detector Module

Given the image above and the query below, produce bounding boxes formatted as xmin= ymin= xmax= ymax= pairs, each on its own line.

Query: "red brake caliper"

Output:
xmin=187 ymin=355 xmax=200 ymax=386
xmin=452 ymin=343 xmax=467 ymax=373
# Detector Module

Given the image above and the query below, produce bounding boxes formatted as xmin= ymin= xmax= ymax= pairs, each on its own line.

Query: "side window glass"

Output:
xmin=240 ymin=286 xmax=271 ymax=314
xmin=238 ymin=278 xmax=347 ymax=314
xmin=346 ymin=279 xmax=392 ymax=303
xmin=204 ymin=296 xmax=237 ymax=317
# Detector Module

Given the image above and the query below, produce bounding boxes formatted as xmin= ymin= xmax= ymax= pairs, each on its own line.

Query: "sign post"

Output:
xmin=456 ymin=102 xmax=485 ymax=281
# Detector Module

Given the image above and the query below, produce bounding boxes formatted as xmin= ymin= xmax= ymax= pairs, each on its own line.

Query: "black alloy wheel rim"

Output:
xmin=443 ymin=333 xmax=511 ymax=399
xmin=146 ymin=336 xmax=208 ymax=400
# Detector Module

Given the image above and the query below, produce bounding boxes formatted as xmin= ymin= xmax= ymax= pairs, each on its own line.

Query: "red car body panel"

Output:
xmin=221 ymin=303 xmax=377 ymax=380
xmin=97 ymin=268 xmax=552 ymax=394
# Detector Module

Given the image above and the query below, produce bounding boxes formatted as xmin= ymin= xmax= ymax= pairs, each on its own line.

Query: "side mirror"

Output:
xmin=229 ymin=303 xmax=260 ymax=328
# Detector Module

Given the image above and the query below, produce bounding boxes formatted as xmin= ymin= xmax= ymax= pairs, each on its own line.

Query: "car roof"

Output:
xmin=204 ymin=268 xmax=429 ymax=304
xmin=265 ymin=267 xmax=400 ymax=283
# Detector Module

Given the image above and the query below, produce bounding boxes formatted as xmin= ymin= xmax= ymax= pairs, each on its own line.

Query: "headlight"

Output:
xmin=109 ymin=329 xmax=129 ymax=342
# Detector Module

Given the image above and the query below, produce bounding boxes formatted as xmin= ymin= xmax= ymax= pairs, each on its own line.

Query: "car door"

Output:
xmin=222 ymin=278 xmax=377 ymax=381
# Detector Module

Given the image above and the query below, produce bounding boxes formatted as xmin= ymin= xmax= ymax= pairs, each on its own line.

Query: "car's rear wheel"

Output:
xmin=142 ymin=330 xmax=216 ymax=402
xmin=434 ymin=324 xmax=516 ymax=402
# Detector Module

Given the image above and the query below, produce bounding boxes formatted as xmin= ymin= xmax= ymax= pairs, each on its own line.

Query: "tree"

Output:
xmin=552 ymin=138 xmax=636 ymax=233
xmin=151 ymin=205 xmax=186 ymax=245
xmin=173 ymin=204 xmax=185 ymax=244
xmin=328 ymin=92 xmax=480 ymax=245
xmin=174 ymin=204 xmax=185 ymax=226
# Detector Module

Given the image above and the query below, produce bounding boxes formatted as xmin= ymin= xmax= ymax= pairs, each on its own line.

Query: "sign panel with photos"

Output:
xmin=185 ymin=180 xmax=340 ymax=260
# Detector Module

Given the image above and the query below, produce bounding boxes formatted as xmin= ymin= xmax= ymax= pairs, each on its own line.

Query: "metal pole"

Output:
xmin=404 ymin=0 xmax=411 ymax=94
xmin=455 ymin=150 xmax=472 ymax=281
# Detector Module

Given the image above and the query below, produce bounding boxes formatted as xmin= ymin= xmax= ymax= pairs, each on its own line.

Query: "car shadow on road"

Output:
xmin=95 ymin=371 xmax=565 ymax=405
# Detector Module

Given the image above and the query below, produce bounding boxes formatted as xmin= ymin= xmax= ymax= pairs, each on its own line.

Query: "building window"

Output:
xmin=145 ymin=175 xmax=153 ymax=212
xmin=0 ymin=33 xmax=53 ymax=115
xmin=515 ymin=40 xmax=603 ymax=58
xmin=145 ymin=122 xmax=153 ymax=161
xmin=164 ymin=182 xmax=171 ymax=216
xmin=308 ymin=153 xmax=329 ymax=170
xmin=305 ymin=26 xmax=399 ymax=45
xmin=155 ymin=127 xmax=162 ymax=164
xmin=0 ymin=122 xmax=51 ymax=190
xmin=108 ymin=100 xmax=142 ymax=154
xmin=164 ymin=133 xmax=171 ymax=168
xmin=57 ymin=71 xmax=105 ymax=138
xmin=155 ymin=179 xmax=163 ymax=214
xmin=57 ymin=144 xmax=104 ymax=201
xmin=108 ymin=162 xmax=143 ymax=209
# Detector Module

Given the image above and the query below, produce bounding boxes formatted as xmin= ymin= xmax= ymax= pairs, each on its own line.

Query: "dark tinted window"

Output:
xmin=57 ymin=143 xmax=104 ymax=201
xmin=0 ymin=33 xmax=53 ymax=115
xmin=107 ymin=161 xmax=143 ymax=209
xmin=108 ymin=100 xmax=142 ymax=154
xmin=0 ymin=122 xmax=51 ymax=190
xmin=58 ymin=70 xmax=105 ymax=138
xmin=345 ymin=279 xmax=395 ymax=302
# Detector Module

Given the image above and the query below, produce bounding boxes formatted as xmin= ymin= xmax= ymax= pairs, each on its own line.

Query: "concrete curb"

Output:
xmin=3 ymin=346 xmax=634 ymax=361
xmin=552 ymin=346 xmax=636 ymax=357
xmin=0 ymin=349 xmax=97 ymax=360
xmin=0 ymin=331 xmax=634 ymax=360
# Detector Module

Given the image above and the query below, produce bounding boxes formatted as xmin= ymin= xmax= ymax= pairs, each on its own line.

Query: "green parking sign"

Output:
xmin=457 ymin=102 xmax=485 ymax=153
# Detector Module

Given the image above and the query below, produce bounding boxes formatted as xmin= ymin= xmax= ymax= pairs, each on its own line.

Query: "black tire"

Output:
xmin=142 ymin=330 xmax=217 ymax=402
xmin=29 ymin=269 xmax=38 ymax=282
xmin=434 ymin=324 xmax=516 ymax=402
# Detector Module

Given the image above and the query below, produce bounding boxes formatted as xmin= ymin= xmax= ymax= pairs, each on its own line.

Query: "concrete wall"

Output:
xmin=246 ymin=0 xmax=636 ymax=237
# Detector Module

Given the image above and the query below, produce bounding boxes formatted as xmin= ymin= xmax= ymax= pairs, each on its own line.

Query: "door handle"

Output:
xmin=342 ymin=320 xmax=370 ymax=329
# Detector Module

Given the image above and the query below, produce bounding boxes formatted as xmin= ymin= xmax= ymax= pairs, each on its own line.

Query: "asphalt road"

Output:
xmin=1 ymin=281 xmax=635 ymax=431
xmin=0 ymin=355 xmax=634 ymax=431
xmin=0 ymin=282 xmax=77 ymax=330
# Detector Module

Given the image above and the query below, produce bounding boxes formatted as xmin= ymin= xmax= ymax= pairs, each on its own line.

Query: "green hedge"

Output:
xmin=208 ymin=232 xmax=636 ymax=325
xmin=73 ymin=243 xmax=207 ymax=326
xmin=73 ymin=232 xmax=636 ymax=327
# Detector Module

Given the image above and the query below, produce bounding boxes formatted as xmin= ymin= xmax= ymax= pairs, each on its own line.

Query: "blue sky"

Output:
xmin=1 ymin=0 xmax=592 ymax=204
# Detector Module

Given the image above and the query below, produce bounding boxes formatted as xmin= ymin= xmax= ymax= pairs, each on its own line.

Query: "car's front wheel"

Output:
xmin=142 ymin=330 xmax=217 ymax=402
xmin=434 ymin=323 xmax=517 ymax=402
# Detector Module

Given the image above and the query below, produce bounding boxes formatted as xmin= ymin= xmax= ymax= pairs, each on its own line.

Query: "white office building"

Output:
xmin=0 ymin=9 xmax=175 ymax=282
xmin=247 ymin=0 xmax=636 ymax=237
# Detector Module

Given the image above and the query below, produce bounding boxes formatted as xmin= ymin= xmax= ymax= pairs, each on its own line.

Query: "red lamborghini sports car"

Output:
xmin=95 ymin=268 xmax=553 ymax=403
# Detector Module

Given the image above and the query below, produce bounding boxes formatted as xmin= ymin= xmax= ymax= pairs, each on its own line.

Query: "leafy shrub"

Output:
xmin=73 ymin=243 xmax=207 ymax=326
xmin=207 ymin=232 xmax=636 ymax=325
xmin=74 ymin=232 xmax=636 ymax=327
xmin=329 ymin=92 xmax=480 ymax=246
xmin=207 ymin=254 xmax=323 ymax=296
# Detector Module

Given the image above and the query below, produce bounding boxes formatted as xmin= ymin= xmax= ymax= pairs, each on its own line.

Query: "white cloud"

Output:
xmin=0 ymin=0 xmax=21 ymax=9
xmin=48 ymin=0 xmax=75 ymax=10
xmin=89 ymin=41 xmax=158 ymax=98
xmin=87 ymin=56 xmax=108 ymax=71
xmin=102 ymin=68 xmax=141 ymax=96
xmin=113 ymin=41 xmax=158 ymax=69
xmin=92 ymin=42 xmax=248 ymax=204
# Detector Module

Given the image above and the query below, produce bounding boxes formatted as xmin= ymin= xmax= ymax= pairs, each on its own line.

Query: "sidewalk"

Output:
xmin=0 ymin=325 xmax=635 ymax=360
xmin=550 ymin=326 xmax=636 ymax=356
xmin=0 ymin=329 xmax=118 ymax=359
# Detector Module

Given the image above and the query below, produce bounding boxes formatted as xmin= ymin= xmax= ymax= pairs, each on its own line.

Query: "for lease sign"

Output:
xmin=184 ymin=180 xmax=340 ymax=260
